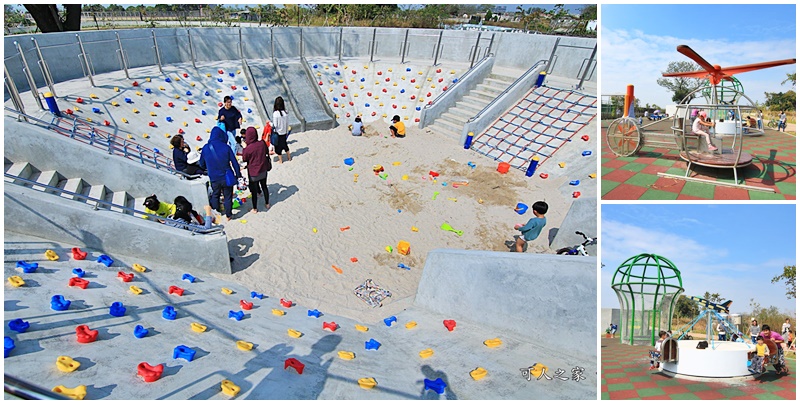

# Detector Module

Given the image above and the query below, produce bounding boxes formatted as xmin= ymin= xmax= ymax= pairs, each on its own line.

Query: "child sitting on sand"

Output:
xmin=389 ymin=115 xmax=405 ymax=138
xmin=350 ymin=116 xmax=364 ymax=136
xmin=513 ymin=201 xmax=547 ymax=253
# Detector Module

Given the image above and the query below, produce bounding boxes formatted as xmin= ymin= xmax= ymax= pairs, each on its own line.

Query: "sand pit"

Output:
xmin=217 ymin=122 xmax=590 ymax=323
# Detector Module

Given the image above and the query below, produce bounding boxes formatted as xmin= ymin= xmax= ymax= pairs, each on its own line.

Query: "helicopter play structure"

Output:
xmin=606 ymin=45 xmax=796 ymax=193
xmin=612 ymin=253 xmax=758 ymax=378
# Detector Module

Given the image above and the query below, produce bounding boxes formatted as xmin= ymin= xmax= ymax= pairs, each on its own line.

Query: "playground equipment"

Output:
xmin=606 ymin=45 xmax=795 ymax=192
xmin=611 ymin=253 xmax=684 ymax=346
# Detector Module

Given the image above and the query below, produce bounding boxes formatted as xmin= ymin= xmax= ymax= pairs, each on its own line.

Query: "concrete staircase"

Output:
xmin=426 ymin=73 xmax=516 ymax=140
xmin=4 ymin=157 xmax=143 ymax=216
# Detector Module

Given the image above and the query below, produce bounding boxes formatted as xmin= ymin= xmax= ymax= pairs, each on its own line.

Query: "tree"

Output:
xmin=771 ymin=265 xmax=796 ymax=299
xmin=763 ymin=90 xmax=796 ymax=112
xmin=656 ymin=61 xmax=705 ymax=103
xmin=782 ymin=73 xmax=796 ymax=88
xmin=675 ymin=295 xmax=699 ymax=319
xmin=702 ymin=291 xmax=725 ymax=303
xmin=23 ymin=4 xmax=82 ymax=33
xmin=579 ymin=4 xmax=597 ymax=20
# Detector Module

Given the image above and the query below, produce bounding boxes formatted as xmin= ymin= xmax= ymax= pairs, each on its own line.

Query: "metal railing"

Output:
xmin=3 ymin=107 xmax=199 ymax=180
xmin=4 ymin=172 xmax=223 ymax=235
xmin=467 ymin=60 xmax=548 ymax=123
xmin=4 ymin=373 xmax=66 ymax=400
xmin=425 ymin=53 xmax=494 ymax=110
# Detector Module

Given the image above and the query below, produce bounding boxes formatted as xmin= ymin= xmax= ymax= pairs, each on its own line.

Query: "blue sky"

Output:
xmin=602 ymin=4 xmax=796 ymax=108
xmin=601 ymin=204 xmax=796 ymax=314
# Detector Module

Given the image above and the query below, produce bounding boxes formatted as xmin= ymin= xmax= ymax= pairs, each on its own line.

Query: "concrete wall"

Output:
xmin=5 ymin=27 xmax=595 ymax=96
xmin=549 ymin=197 xmax=598 ymax=256
xmin=460 ymin=61 xmax=547 ymax=144
xmin=3 ymin=117 xmax=209 ymax=209
xmin=4 ymin=184 xmax=231 ymax=275
xmin=600 ymin=308 xmax=621 ymax=335
xmin=418 ymin=56 xmax=495 ymax=128
xmin=414 ymin=249 xmax=596 ymax=357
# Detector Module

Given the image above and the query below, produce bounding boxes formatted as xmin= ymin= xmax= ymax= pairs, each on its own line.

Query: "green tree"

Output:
xmin=675 ymin=295 xmax=699 ymax=319
xmin=771 ymin=265 xmax=796 ymax=299
xmin=23 ymin=4 xmax=82 ymax=33
xmin=701 ymin=291 xmax=725 ymax=303
xmin=782 ymin=73 xmax=796 ymax=88
xmin=656 ymin=61 xmax=705 ymax=103
xmin=764 ymin=91 xmax=796 ymax=112
xmin=579 ymin=4 xmax=597 ymax=20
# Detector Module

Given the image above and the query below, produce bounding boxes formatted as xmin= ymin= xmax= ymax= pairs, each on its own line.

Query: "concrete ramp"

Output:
xmin=246 ymin=61 xmax=302 ymax=130
xmin=549 ymin=198 xmax=597 ymax=256
xmin=415 ymin=249 xmax=596 ymax=358
xmin=278 ymin=61 xmax=336 ymax=131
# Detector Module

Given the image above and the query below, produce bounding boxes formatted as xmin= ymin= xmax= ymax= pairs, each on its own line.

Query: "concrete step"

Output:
xmin=31 ymin=170 xmax=60 ymax=193
xmin=454 ymin=100 xmax=483 ymax=114
xmin=471 ymin=89 xmax=499 ymax=100
xmin=61 ymin=177 xmax=85 ymax=201
xmin=441 ymin=111 xmax=470 ymax=126
xmin=484 ymin=77 xmax=514 ymax=88
xmin=4 ymin=157 xmax=13 ymax=173
xmin=110 ymin=190 xmax=131 ymax=214
xmin=476 ymin=84 xmax=504 ymax=96
xmin=134 ymin=197 xmax=148 ymax=218
xmin=431 ymin=118 xmax=463 ymax=135
xmin=87 ymin=184 xmax=108 ymax=208
xmin=459 ymin=96 xmax=488 ymax=111
xmin=464 ymin=95 xmax=493 ymax=106
xmin=5 ymin=161 xmax=34 ymax=185
xmin=489 ymin=73 xmax=518 ymax=83
xmin=427 ymin=122 xmax=461 ymax=141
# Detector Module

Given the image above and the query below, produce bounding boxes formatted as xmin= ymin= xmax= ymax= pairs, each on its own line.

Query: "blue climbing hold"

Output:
xmin=569 ymin=180 xmax=580 ymax=186
xmin=243 ymin=86 xmax=248 ymax=90
xmin=365 ymin=103 xmax=370 ymax=108
xmin=247 ymin=108 xmax=252 ymax=113
xmin=307 ymin=309 xmax=322 ymax=318
xmin=201 ymin=110 xmax=207 ymax=116
xmin=125 ymin=97 xmax=132 ymax=103
xmin=383 ymin=316 xmax=397 ymax=327
xmin=230 ymin=96 xmax=234 ymax=100
xmin=415 ymin=106 xmax=421 ymax=111
xmin=182 ymin=273 xmax=196 ymax=283
xmin=4 ymin=336 xmax=15 ymax=358
xmin=51 ymin=295 xmax=71 ymax=311
xmin=397 ymin=263 xmax=410 ymax=270
xmin=109 ymin=302 xmax=126 ymax=317
xmin=453 ymin=78 xmax=458 ymax=83
xmin=313 ymin=64 xmax=318 ymax=69
xmin=97 ymin=255 xmax=114 ymax=267
xmin=424 ymin=378 xmax=447 ymax=395
xmin=250 ymin=291 xmax=263 ymax=299
xmin=133 ymin=325 xmax=148 ymax=339
xmin=166 ymin=116 xmax=173 ymax=122
xmin=217 ymin=78 xmax=223 ymax=82
xmin=360 ymin=78 xmax=365 ymax=82
xmin=204 ymin=91 xmax=210 ymax=96
xmin=335 ymin=71 xmax=340 ymax=76
xmin=229 ymin=72 xmax=235 ymax=77
xmin=581 ymin=150 xmax=592 ymax=156
xmin=92 ymin=107 xmax=101 ymax=113
xmin=400 ymin=89 xmax=405 ymax=93
xmin=153 ymin=148 xmax=160 ymax=154
xmin=406 ymin=67 xmax=411 ymax=72
xmin=165 ymin=78 xmax=171 ymax=83
xmin=229 ymin=310 xmax=244 ymax=321
xmin=16 ymin=261 xmax=38 ymax=273
xmin=145 ymin=88 xmax=152 ymax=94
xmin=186 ymin=91 xmax=192 ymax=96
xmin=333 ymin=97 xmax=339 ymax=102
xmin=467 ymin=162 xmax=476 ymax=169
xmin=173 ymin=345 xmax=196 ymax=362
xmin=72 ymin=268 xmax=85 ymax=277
xmin=8 ymin=319 xmax=30 ymax=333
xmin=365 ymin=338 xmax=382 ymax=351
xmin=162 ymin=306 xmax=177 ymax=320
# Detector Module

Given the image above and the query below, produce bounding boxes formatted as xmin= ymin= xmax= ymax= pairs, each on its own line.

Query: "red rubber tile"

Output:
xmin=602 ymin=169 xmax=637 ymax=183
xmin=714 ymin=186 xmax=751 ymax=199
xmin=608 ymin=390 xmax=641 ymax=400
xmin=603 ymin=183 xmax=648 ymax=200
xmin=650 ymin=177 xmax=685 ymax=193
xmin=694 ymin=390 xmax=726 ymax=399
xmin=633 ymin=381 xmax=659 ymax=389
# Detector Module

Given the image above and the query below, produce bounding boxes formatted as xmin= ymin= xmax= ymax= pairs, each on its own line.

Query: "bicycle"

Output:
xmin=555 ymin=231 xmax=597 ymax=256
xmin=766 ymin=119 xmax=778 ymax=129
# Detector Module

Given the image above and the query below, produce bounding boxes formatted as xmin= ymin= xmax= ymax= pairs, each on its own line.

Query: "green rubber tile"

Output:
xmin=629 ymin=375 xmax=653 ymax=383
xmin=755 ymin=383 xmax=786 ymax=392
xmin=639 ymin=188 xmax=679 ymax=200
xmin=605 ymin=372 xmax=628 ymax=380
xmin=601 ymin=180 xmax=621 ymax=196
xmin=749 ymin=190 xmax=785 ymax=200
xmin=620 ymin=162 xmax=650 ymax=172
xmin=752 ymin=392 xmax=784 ymax=400
xmin=601 ymin=392 xmax=610 ymax=400
xmin=625 ymin=172 xmax=659 ymax=187
xmin=654 ymin=378 xmax=682 ymax=387
xmin=603 ymin=364 xmax=623 ymax=370
xmin=652 ymin=159 xmax=676 ymax=167
xmin=607 ymin=382 xmax=636 ymax=392
xmin=775 ymin=182 xmax=796 ymax=196
xmin=668 ymin=392 xmax=701 ymax=400
xmin=602 ymin=166 xmax=616 ymax=175
xmin=665 ymin=167 xmax=687 ymax=176
xmin=680 ymin=181 xmax=716 ymax=199
xmin=717 ymin=387 xmax=747 ymax=398
xmin=685 ymin=383 xmax=711 ymax=392
xmin=634 ymin=387 xmax=664 ymax=398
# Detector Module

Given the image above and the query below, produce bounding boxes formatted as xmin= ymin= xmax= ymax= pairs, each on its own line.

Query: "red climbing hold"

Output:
xmin=182 ymin=73 xmax=189 ymax=78
xmin=168 ymin=285 xmax=184 ymax=296
xmin=68 ymin=277 xmax=89 ymax=289
xmin=231 ymin=85 xmax=237 ymax=90
xmin=382 ymin=88 xmax=388 ymax=93
xmin=137 ymin=362 xmax=164 ymax=382
xmin=436 ymin=68 xmax=442 ymax=73
xmin=581 ymin=134 xmax=589 ymax=141
xmin=148 ymin=122 xmax=156 ymax=127
xmin=66 ymin=109 xmax=74 ymax=115
xmin=443 ymin=319 xmax=456 ymax=332
xmin=178 ymin=129 xmax=185 ymax=134
xmin=371 ymin=112 xmax=377 ymax=116
xmin=341 ymin=93 xmax=346 ymax=97
xmin=75 ymin=325 xmax=98 ymax=343
xmin=414 ymin=118 xmax=420 ymax=123
xmin=351 ymin=70 xmax=356 ymax=74
xmin=103 ymin=120 xmax=111 ymax=126
xmin=323 ymin=321 xmax=338 ymax=332
xmin=438 ymin=78 xmax=444 ymax=83
xmin=377 ymin=71 xmax=382 ymax=76
xmin=195 ymin=118 xmax=201 ymax=123
xmin=572 ymin=191 xmax=581 ymax=198
xmin=280 ymin=298 xmax=292 ymax=308
xmin=187 ymin=100 xmax=194 ymax=105
xmin=392 ymin=104 xmax=397 ymax=109
xmin=218 ymin=69 xmax=224 ymax=74
xmin=196 ymin=136 xmax=202 ymax=141
xmin=442 ymin=86 xmax=448 ymax=91
xmin=117 ymin=271 xmax=134 ymax=283
xmin=367 ymin=92 xmax=372 ymax=97
xmin=411 ymin=78 xmax=416 ymax=83
xmin=343 ymin=85 xmax=348 ymax=90
xmin=540 ymin=173 xmax=549 ymax=179
xmin=333 ymin=103 xmax=339 ymax=108
xmin=168 ymin=102 xmax=174 ymax=108
xmin=76 ymin=97 xmax=84 ymax=104
xmin=318 ymin=81 xmax=323 ymax=85
xmin=132 ymin=81 xmax=139 ymax=87
xmin=410 ymin=95 xmax=416 ymax=100
xmin=345 ymin=113 xmax=351 ymax=118
xmin=72 ymin=247 xmax=88 ymax=260
xmin=240 ymin=300 xmax=253 ymax=310
xmin=333 ymin=63 xmax=338 ymax=68
xmin=284 ymin=358 xmax=305 ymax=374
xmin=153 ymin=102 xmax=160 ymax=107
xmin=426 ymin=92 xmax=431 ymax=97
xmin=429 ymin=171 xmax=440 ymax=177
xmin=348 ymin=101 xmax=354 ymax=106
xmin=385 ymin=78 xmax=390 ymax=82
xmin=218 ymin=102 xmax=223 ymax=107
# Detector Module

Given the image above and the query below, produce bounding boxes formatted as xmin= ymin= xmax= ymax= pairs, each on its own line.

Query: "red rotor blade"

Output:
xmin=677 ymin=45 xmax=716 ymax=73
xmin=718 ymin=59 xmax=797 ymax=76
xmin=662 ymin=70 xmax=710 ymax=79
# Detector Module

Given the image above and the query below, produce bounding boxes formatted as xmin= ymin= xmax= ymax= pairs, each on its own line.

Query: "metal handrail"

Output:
xmin=4 ymin=173 xmax=223 ymax=235
xmin=424 ymin=53 xmax=493 ymax=109
xmin=5 ymin=373 xmax=66 ymax=400
xmin=3 ymin=107 xmax=195 ymax=179
xmin=467 ymin=59 xmax=547 ymax=123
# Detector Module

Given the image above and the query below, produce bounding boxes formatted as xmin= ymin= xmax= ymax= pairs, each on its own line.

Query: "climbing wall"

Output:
xmin=470 ymin=86 xmax=597 ymax=170
xmin=308 ymin=60 xmax=463 ymax=126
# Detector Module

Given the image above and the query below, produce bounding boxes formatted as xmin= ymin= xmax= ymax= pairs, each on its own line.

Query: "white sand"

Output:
xmin=215 ymin=123 xmax=582 ymax=323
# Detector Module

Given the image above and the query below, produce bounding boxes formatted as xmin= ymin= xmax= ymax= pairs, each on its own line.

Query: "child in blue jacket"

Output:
xmin=513 ymin=201 xmax=547 ymax=253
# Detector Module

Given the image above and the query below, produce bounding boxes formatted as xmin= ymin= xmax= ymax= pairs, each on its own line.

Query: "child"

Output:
xmin=351 ymin=117 xmax=364 ymax=136
xmin=749 ymin=336 xmax=769 ymax=374
xmin=143 ymin=194 xmax=176 ymax=222
xmin=692 ymin=110 xmax=718 ymax=152
xmin=234 ymin=133 xmax=244 ymax=156
xmin=389 ymin=115 xmax=405 ymax=138
xmin=648 ymin=331 xmax=667 ymax=370
xmin=513 ymin=201 xmax=547 ymax=253
xmin=169 ymin=202 xmax=216 ymax=231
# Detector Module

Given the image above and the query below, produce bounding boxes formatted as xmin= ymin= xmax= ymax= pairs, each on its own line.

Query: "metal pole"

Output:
xmin=433 ymin=31 xmax=443 ymax=66
xmin=487 ymin=33 xmax=495 ymax=57
xmin=546 ymin=37 xmax=561 ymax=74
xmin=300 ymin=28 xmax=304 ymax=58
xmin=270 ymin=28 xmax=275 ymax=62
xmin=15 ymin=41 xmax=44 ymax=109
xmin=401 ymin=29 xmax=409 ymax=64
xmin=31 ymin=38 xmax=57 ymax=97
xmin=5 ymin=64 xmax=27 ymax=116
xmin=338 ymin=27 xmax=343 ymax=62
xmin=75 ymin=34 xmax=95 ymax=88
xmin=115 ymin=31 xmax=129 ymax=79
xmin=370 ymin=28 xmax=377 ymax=63
xmin=238 ymin=27 xmax=244 ymax=60
xmin=187 ymin=29 xmax=196 ymax=68
xmin=470 ymin=32 xmax=482 ymax=69
xmin=151 ymin=29 xmax=162 ymax=73
xmin=576 ymin=44 xmax=597 ymax=90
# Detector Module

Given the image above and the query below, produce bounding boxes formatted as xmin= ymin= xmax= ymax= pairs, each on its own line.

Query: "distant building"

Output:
xmin=493 ymin=6 xmax=506 ymax=14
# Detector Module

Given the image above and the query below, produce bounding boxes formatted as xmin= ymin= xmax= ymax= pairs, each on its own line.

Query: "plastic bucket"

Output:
xmin=497 ymin=162 xmax=511 ymax=174
xmin=515 ymin=203 xmax=528 ymax=215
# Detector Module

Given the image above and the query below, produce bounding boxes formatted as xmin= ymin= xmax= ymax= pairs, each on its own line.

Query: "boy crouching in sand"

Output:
xmin=513 ymin=201 xmax=547 ymax=253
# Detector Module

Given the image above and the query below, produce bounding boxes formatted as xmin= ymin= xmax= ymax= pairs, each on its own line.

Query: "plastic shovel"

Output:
xmin=440 ymin=222 xmax=464 ymax=236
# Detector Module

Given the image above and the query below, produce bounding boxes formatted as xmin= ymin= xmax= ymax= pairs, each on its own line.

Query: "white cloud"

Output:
xmin=601 ymin=219 xmax=725 ymax=265
xmin=601 ymin=27 xmax=796 ymax=107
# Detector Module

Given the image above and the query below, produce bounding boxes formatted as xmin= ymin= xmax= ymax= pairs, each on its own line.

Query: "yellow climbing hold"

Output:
xmin=133 ymin=108 xmax=140 ymax=113
xmin=182 ymin=107 xmax=188 ymax=111
xmin=8 ymin=276 xmax=25 ymax=287
xmin=159 ymin=86 xmax=165 ymax=91
xmin=143 ymin=133 xmax=150 ymax=138
xmin=89 ymin=93 xmax=98 ymax=99
xmin=272 ymin=309 xmax=285 ymax=316
xmin=530 ymin=363 xmax=549 ymax=379
xmin=337 ymin=351 xmax=355 ymax=360
xmin=174 ymin=94 xmax=180 ymax=99
xmin=589 ymin=173 xmax=597 ymax=179
xmin=221 ymin=288 xmax=233 ymax=295
xmin=122 ymin=118 xmax=129 ymax=124
xmin=56 ymin=356 xmax=81 ymax=373
xmin=45 ymin=249 xmax=59 ymax=261
xmin=236 ymin=340 xmax=254 ymax=351
xmin=470 ymin=367 xmax=487 ymax=381
xmin=52 ymin=385 xmax=87 ymax=400
xmin=146 ymin=77 xmax=151 ymax=82
xmin=111 ymin=101 xmax=119 ymax=106
xmin=483 ymin=338 xmax=502 ymax=348
xmin=558 ymin=162 xmax=566 ymax=168
xmin=114 ymin=87 xmax=119 ymax=92
xmin=86 ymin=118 xmax=92 ymax=123
xmin=136 ymin=91 xmax=143 ymax=96
xmin=132 ymin=263 xmax=146 ymax=272
xmin=411 ymin=226 xmax=418 ymax=232
xmin=405 ymin=321 xmax=417 ymax=329
xmin=129 ymin=285 xmax=142 ymax=295
xmin=287 ymin=329 xmax=302 ymax=338
xmin=183 ymin=121 xmax=188 ymax=127
xmin=191 ymin=322 xmax=207 ymax=333
xmin=358 ymin=378 xmax=377 ymax=389
xmin=191 ymin=82 xmax=195 ymax=87
xmin=150 ymin=112 xmax=157 ymax=116
xmin=220 ymin=380 xmax=240 ymax=397
xmin=355 ymin=324 xmax=369 ymax=332
xmin=419 ymin=348 xmax=434 ymax=359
